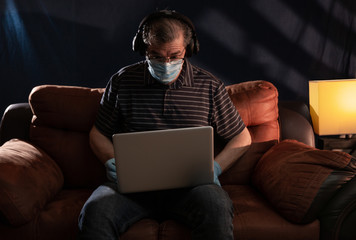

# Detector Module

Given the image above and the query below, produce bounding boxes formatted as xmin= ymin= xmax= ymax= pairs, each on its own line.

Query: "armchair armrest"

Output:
xmin=319 ymin=176 xmax=356 ymax=240
xmin=0 ymin=139 xmax=63 ymax=226
xmin=0 ymin=103 xmax=32 ymax=146
xmin=279 ymin=101 xmax=315 ymax=147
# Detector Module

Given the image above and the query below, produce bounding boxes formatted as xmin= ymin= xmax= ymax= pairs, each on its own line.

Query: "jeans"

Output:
xmin=78 ymin=182 xmax=234 ymax=240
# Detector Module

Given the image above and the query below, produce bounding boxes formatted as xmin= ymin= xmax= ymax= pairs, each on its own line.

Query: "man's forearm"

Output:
xmin=215 ymin=127 xmax=252 ymax=172
xmin=89 ymin=126 xmax=115 ymax=164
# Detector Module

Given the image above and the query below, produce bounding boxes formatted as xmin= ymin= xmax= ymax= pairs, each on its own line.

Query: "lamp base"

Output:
xmin=317 ymin=136 xmax=356 ymax=157
xmin=339 ymin=134 xmax=354 ymax=139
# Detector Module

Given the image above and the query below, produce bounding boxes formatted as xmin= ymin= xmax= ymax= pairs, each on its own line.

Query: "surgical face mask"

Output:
xmin=146 ymin=58 xmax=184 ymax=85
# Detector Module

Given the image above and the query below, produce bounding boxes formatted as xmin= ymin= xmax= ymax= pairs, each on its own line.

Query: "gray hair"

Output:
xmin=142 ymin=17 xmax=192 ymax=47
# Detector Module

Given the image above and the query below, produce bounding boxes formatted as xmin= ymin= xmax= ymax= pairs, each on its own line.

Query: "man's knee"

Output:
xmin=79 ymin=184 xmax=150 ymax=235
xmin=79 ymin=185 xmax=117 ymax=228
xmin=190 ymin=185 xmax=233 ymax=210
xmin=185 ymin=185 xmax=234 ymax=239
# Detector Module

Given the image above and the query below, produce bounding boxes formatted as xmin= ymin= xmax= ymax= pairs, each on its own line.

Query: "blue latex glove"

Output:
xmin=214 ymin=161 xmax=222 ymax=186
xmin=105 ymin=158 xmax=117 ymax=182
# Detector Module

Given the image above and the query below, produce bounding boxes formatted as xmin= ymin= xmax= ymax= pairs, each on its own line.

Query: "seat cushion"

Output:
xmin=0 ymin=189 xmax=92 ymax=240
xmin=224 ymin=185 xmax=319 ymax=240
xmin=122 ymin=219 xmax=191 ymax=240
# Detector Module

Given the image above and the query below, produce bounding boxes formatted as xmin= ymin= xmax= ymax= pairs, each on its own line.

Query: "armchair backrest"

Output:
xmin=28 ymin=81 xmax=280 ymax=188
xmin=29 ymin=85 xmax=106 ymax=188
xmin=226 ymin=80 xmax=279 ymax=142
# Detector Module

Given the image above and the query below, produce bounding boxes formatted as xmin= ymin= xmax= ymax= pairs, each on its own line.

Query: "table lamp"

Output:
xmin=309 ymin=79 xmax=356 ymax=136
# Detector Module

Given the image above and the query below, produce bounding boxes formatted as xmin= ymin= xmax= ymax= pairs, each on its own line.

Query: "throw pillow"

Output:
xmin=0 ymin=139 xmax=63 ymax=226
xmin=252 ymin=140 xmax=356 ymax=224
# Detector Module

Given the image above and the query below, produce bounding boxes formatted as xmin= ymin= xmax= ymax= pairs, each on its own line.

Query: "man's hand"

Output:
xmin=213 ymin=161 xmax=222 ymax=186
xmin=105 ymin=158 xmax=117 ymax=182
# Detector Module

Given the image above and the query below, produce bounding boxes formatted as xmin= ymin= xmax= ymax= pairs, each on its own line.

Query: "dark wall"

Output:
xmin=1 ymin=0 xmax=356 ymax=116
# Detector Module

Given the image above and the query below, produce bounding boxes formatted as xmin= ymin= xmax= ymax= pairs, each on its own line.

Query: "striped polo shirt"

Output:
xmin=95 ymin=59 xmax=245 ymax=141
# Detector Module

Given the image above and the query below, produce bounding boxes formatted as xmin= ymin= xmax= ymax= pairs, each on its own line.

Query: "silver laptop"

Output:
xmin=112 ymin=126 xmax=214 ymax=193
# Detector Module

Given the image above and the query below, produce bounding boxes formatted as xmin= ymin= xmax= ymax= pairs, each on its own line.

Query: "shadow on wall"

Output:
xmin=1 ymin=0 xmax=356 ymax=117
xmin=190 ymin=0 xmax=356 ymax=100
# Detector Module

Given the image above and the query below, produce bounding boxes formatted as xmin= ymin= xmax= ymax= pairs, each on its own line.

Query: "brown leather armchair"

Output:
xmin=0 ymin=80 xmax=356 ymax=240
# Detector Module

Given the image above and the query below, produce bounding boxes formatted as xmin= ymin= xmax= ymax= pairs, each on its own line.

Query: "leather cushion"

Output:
xmin=0 ymin=189 xmax=93 ymax=240
xmin=252 ymin=140 xmax=356 ymax=224
xmin=219 ymin=140 xmax=277 ymax=185
xmin=226 ymin=80 xmax=279 ymax=143
xmin=122 ymin=219 xmax=191 ymax=240
xmin=0 ymin=139 xmax=63 ymax=226
xmin=29 ymin=85 xmax=104 ymax=132
xmin=29 ymin=85 xmax=106 ymax=188
xmin=224 ymin=185 xmax=320 ymax=240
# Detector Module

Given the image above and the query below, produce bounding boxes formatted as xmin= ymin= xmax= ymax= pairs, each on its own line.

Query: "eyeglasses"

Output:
xmin=146 ymin=53 xmax=185 ymax=63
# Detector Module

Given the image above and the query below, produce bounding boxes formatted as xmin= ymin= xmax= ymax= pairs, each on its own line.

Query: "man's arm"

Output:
xmin=214 ymin=127 xmax=252 ymax=172
xmin=89 ymin=126 xmax=114 ymax=164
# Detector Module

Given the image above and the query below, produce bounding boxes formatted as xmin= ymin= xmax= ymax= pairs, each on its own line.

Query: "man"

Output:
xmin=78 ymin=10 xmax=251 ymax=240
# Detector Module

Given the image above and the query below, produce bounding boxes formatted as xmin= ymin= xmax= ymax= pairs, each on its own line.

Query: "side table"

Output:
xmin=317 ymin=136 xmax=356 ymax=157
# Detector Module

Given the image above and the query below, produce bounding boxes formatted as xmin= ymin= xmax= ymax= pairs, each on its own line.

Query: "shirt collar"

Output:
xmin=144 ymin=59 xmax=194 ymax=88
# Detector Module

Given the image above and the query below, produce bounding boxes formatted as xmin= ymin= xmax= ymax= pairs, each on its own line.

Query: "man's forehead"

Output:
xmin=147 ymin=34 xmax=185 ymax=55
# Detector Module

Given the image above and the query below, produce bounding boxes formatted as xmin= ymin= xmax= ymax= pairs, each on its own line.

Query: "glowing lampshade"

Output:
xmin=309 ymin=79 xmax=356 ymax=136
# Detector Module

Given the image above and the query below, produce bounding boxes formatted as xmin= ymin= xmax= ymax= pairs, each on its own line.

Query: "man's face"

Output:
xmin=146 ymin=32 xmax=186 ymax=63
